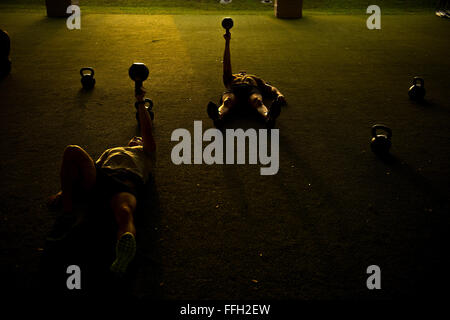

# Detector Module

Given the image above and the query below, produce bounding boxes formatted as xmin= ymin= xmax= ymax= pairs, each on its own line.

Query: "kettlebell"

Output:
xmin=408 ymin=76 xmax=425 ymax=101
xmin=371 ymin=124 xmax=392 ymax=154
xmin=80 ymin=67 xmax=95 ymax=90
xmin=135 ymin=98 xmax=155 ymax=125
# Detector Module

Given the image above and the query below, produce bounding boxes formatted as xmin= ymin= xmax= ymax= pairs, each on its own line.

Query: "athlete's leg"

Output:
xmin=110 ymin=191 xmax=137 ymax=274
xmin=57 ymin=145 xmax=96 ymax=213
xmin=110 ymin=192 xmax=137 ymax=239
xmin=219 ymin=92 xmax=237 ymax=118
xmin=248 ymin=93 xmax=269 ymax=119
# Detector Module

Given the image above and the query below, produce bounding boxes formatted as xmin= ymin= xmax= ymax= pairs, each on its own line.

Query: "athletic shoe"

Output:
xmin=207 ymin=101 xmax=225 ymax=128
xmin=207 ymin=101 xmax=219 ymax=120
xmin=110 ymin=232 xmax=136 ymax=274
xmin=47 ymin=192 xmax=62 ymax=211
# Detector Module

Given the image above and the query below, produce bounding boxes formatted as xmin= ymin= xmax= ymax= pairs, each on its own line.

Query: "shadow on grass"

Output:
xmin=37 ymin=176 xmax=162 ymax=301
xmin=377 ymin=152 xmax=449 ymax=208
xmin=76 ymin=88 xmax=94 ymax=109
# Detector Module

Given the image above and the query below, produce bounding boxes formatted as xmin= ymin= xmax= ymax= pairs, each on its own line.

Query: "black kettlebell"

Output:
xmin=135 ymin=98 xmax=154 ymax=125
xmin=80 ymin=67 xmax=95 ymax=90
xmin=371 ymin=124 xmax=392 ymax=155
xmin=408 ymin=76 xmax=425 ymax=101
xmin=222 ymin=17 xmax=234 ymax=33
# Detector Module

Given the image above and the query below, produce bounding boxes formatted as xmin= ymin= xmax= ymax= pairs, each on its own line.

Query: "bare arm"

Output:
xmin=223 ymin=33 xmax=233 ymax=87
xmin=136 ymin=89 xmax=156 ymax=154
xmin=257 ymin=77 xmax=287 ymax=105
xmin=271 ymin=85 xmax=287 ymax=105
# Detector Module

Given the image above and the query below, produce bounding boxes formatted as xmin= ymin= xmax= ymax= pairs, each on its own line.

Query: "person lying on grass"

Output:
xmin=207 ymin=32 xmax=287 ymax=128
xmin=48 ymin=89 xmax=156 ymax=275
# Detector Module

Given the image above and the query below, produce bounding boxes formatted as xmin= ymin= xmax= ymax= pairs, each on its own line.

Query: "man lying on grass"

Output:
xmin=48 ymin=89 xmax=156 ymax=275
xmin=207 ymin=31 xmax=287 ymax=128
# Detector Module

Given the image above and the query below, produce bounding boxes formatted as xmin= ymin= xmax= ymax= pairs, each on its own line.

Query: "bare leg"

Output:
xmin=110 ymin=192 xmax=137 ymax=274
xmin=218 ymin=92 xmax=237 ymax=119
xmin=249 ymin=93 xmax=269 ymax=120
xmin=110 ymin=192 xmax=137 ymax=240
xmin=59 ymin=145 xmax=96 ymax=213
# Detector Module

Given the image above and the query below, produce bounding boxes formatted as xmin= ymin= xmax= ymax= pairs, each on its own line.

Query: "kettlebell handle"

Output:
xmin=372 ymin=124 xmax=392 ymax=139
xmin=412 ymin=76 xmax=424 ymax=86
xmin=80 ymin=67 xmax=95 ymax=77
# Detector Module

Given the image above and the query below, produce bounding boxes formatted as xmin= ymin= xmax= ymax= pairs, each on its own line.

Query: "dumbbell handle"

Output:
xmin=134 ymin=80 xmax=144 ymax=95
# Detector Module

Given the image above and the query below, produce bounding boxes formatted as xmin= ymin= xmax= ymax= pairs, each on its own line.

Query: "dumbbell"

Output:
xmin=370 ymin=124 xmax=392 ymax=155
xmin=408 ymin=76 xmax=426 ymax=101
xmin=129 ymin=62 xmax=153 ymax=125
xmin=129 ymin=62 xmax=149 ymax=95
xmin=80 ymin=67 xmax=95 ymax=90
xmin=222 ymin=17 xmax=234 ymax=34
xmin=0 ymin=29 xmax=11 ymax=77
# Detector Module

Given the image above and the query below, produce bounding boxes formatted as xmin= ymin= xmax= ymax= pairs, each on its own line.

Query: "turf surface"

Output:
xmin=0 ymin=9 xmax=449 ymax=300
xmin=0 ymin=0 xmax=440 ymax=14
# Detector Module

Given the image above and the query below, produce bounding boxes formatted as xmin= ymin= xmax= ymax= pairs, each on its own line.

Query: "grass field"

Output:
xmin=1 ymin=2 xmax=450 ymax=302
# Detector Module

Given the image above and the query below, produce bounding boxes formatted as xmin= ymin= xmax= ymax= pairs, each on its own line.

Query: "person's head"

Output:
xmin=128 ymin=136 xmax=143 ymax=147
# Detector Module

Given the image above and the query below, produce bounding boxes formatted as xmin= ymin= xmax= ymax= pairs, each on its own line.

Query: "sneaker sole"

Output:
xmin=110 ymin=232 xmax=136 ymax=274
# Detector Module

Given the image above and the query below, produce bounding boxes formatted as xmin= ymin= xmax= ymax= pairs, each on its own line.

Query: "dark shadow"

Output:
xmin=37 ymin=176 xmax=162 ymax=301
xmin=76 ymin=88 xmax=94 ymax=109
xmin=410 ymin=98 xmax=435 ymax=107
xmin=27 ymin=16 xmax=69 ymax=28
xmin=409 ymin=98 xmax=450 ymax=115
xmin=377 ymin=152 xmax=449 ymax=208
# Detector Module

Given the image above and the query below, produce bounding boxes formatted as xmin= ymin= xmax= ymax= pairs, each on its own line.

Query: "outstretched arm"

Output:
xmin=257 ymin=78 xmax=287 ymax=105
xmin=223 ymin=33 xmax=233 ymax=87
xmin=135 ymin=89 xmax=156 ymax=154
xmin=271 ymin=85 xmax=287 ymax=105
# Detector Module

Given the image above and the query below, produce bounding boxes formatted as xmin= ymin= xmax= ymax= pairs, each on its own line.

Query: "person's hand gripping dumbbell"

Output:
xmin=128 ymin=63 xmax=154 ymax=124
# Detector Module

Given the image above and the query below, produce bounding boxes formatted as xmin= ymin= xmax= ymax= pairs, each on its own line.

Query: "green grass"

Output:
xmin=0 ymin=0 xmax=439 ymax=14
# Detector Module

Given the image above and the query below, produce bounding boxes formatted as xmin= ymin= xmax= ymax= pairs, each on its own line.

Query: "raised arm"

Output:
xmin=135 ymin=88 xmax=156 ymax=154
xmin=223 ymin=32 xmax=233 ymax=88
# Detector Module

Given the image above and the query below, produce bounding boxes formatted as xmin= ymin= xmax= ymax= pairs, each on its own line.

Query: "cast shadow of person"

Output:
xmin=37 ymin=175 xmax=162 ymax=302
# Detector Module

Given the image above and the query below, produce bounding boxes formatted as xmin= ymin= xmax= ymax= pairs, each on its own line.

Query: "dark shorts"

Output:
xmin=222 ymin=83 xmax=262 ymax=103
xmin=95 ymin=166 xmax=144 ymax=200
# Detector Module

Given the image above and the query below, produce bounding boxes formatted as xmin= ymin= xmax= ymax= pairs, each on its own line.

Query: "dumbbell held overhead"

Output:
xmin=129 ymin=62 xmax=154 ymax=125
xmin=129 ymin=62 xmax=149 ymax=95
xmin=222 ymin=17 xmax=234 ymax=34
